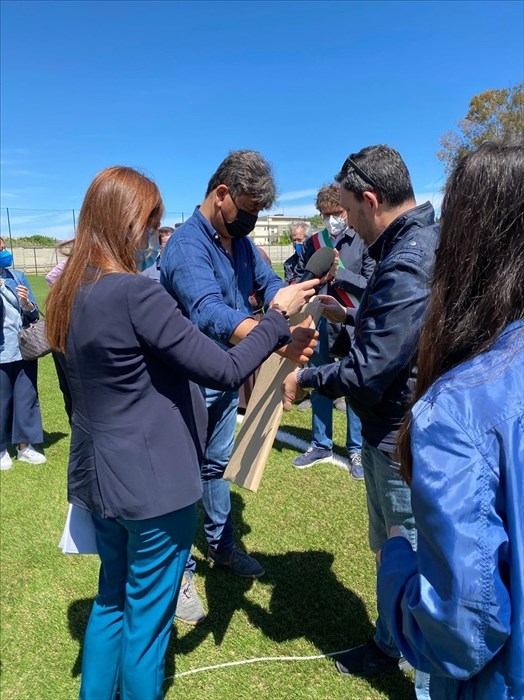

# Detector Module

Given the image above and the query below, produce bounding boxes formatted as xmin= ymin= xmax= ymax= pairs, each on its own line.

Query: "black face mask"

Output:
xmin=223 ymin=196 xmax=258 ymax=238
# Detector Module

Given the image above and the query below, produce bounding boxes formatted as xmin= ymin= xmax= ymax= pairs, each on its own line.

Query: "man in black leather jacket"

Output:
xmin=284 ymin=145 xmax=439 ymax=695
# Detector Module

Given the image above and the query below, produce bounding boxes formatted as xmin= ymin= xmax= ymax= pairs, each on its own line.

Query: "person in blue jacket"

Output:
xmin=0 ymin=236 xmax=46 ymax=469
xmin=45 ymin=165 xmax=317 ymax=700
xmin=378 ymin=141 xmax=524 ymax=700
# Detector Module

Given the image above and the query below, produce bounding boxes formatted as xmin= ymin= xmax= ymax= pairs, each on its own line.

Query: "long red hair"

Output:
xmin=46 ymin=166 xmax=164 ymax=352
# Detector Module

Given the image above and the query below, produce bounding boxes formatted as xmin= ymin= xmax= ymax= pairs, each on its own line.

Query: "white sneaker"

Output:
xmin=16 ymin=445 xmax=46 ymax=465
xmin=0 ymin=449 xmax=13 ymax=470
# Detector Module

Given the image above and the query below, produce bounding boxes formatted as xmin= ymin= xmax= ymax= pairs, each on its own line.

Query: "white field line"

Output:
xmin=236 ymin=414 xmax=350 ymax=471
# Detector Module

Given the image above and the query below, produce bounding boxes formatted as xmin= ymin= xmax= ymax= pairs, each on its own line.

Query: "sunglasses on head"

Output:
xmin=340 ymin=155 xmax=380 ymax=192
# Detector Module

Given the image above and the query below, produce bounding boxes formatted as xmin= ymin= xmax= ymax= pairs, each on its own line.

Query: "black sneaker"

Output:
xmin=335 ymin=639 xmax=412 ymax=677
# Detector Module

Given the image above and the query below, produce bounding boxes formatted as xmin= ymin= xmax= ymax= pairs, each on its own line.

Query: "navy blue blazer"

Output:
xmin=65 ymin=273 xmax=290 ymax=520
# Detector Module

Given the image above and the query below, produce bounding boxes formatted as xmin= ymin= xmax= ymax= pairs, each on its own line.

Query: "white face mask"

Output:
xmin=323 ymin=215 xmax=347 ymax=238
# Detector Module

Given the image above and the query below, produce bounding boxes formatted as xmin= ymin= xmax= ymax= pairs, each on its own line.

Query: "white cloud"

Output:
xmin=8 ymin=169 xmax=50 ymax=178
xmin=269 ymin=190 xmax=444 ymax=219
xmin=277 ymin=189 xmax=318 ymax=202
xmin=0 ymin=211 xmax=76 ymax=240
xmin=0 ymin=192 xmax=21 ymax=200
xmin=266 ymin=202 xmax=318 ymax=218
xmin=415 ymin=191 xmax=443 ymax=216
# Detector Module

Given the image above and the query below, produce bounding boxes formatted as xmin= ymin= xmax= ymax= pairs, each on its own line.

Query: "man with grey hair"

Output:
xmin=283 ymin=221 xmax=311 ymax=283
xmin=161 ymin=150 xmax=317 ymax=625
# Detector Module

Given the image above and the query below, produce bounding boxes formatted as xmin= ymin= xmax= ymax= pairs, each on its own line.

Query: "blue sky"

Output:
xmin=1 ymin=0 xmax=523 ymax=239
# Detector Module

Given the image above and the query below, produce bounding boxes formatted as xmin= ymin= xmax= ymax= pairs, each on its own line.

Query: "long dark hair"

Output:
xmin=46 ymin=166 xmax=164 ymax=352
xmin=399 ymin=142 xmax=524 ymax=483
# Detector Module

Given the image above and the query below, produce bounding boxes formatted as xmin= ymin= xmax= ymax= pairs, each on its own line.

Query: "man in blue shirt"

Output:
xmin=161 ymin=150 xmax=317 ymax=625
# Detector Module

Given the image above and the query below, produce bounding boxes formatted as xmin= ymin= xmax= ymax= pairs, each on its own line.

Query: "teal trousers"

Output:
xmin=79 ymin=504 xmax=196 ymax=700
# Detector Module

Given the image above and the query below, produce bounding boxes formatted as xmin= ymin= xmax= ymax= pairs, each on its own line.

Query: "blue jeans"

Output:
xmin=310 ymin=318 xmax=362 ymax=454
xmin=361 ymin=440 xmax=430 ymax=699
xmin=80 ymin=504 xmax=196 ymax=700
xmin=185 ymin=387 xmax=238 ymax=575
xmin=362 ymin=440 xmax=416 ymax=655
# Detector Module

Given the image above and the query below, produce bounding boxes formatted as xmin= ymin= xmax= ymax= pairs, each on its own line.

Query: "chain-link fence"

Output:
xmin=1 ymin=207 xmax=308 ymax=273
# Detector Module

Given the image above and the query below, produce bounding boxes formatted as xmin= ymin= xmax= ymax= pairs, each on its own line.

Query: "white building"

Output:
xmin=251 ymin=214 xmax=308 ymax=246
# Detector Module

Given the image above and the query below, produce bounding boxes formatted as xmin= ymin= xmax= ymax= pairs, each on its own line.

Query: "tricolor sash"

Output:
xmin=312 ymin=229 xmax=360 ymax=309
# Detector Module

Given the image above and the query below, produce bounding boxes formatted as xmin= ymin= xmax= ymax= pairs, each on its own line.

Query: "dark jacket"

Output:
xmin=299 ymin=202 xmax=439 ymax=451
xmin=292 ymin=228 xmax=375 ymax=354
xmin=283 ymin=251 xmax=299 ymax=284
xmin=65 ymin=273 xmax=290 ymax=520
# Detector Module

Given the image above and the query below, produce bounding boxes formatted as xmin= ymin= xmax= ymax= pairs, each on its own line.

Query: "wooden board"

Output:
xmin=224 ymin=300 xmax=322 ymax=492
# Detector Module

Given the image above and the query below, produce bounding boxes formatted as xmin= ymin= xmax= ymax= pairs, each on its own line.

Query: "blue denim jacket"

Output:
xmin=0 ymin=268 xmax=39 ymax=361
xmin=378 ymin=321 xmax=524 ymax=700
xmin=299 ymin=202 xmax=439 ymax=451
xmin=161 ymin=207 xmax=284 ymax=348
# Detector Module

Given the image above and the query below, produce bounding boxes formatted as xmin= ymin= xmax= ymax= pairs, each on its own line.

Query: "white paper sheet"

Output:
xmin=58 ymin=504 xmax=98 ymax=555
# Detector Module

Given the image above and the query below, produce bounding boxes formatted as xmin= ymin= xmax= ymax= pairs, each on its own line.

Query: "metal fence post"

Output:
xmin=6 ymin=208 xmax=14 ymax=264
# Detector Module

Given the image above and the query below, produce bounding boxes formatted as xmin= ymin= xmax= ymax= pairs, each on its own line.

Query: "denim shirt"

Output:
xmin=160 ymin=207 xmax=284 ymax=348
xmin=378 ymin=321 xmax=524 ymax=700
xmin=0 ymin=268 xmax=39 ymax=363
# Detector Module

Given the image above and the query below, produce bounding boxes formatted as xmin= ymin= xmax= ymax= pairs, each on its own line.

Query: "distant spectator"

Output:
xmin=290 ymin=184 xmax=375 ymax=479
xmin=0 ymin=236 xmax=46 ymax=469
xmin=45 ymin=256 xmax=73 ymax=423
xmin=45 ymin=260 xmax=67 ymax=286
xmin=283 ymin=221 xmax=311 ymax=283
xmin=141 ymin=226 xmax=175 ymax=281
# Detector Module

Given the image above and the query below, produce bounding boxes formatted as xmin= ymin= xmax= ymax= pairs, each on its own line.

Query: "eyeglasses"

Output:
xmin=339 ymin=155 xmax=380 ymax=192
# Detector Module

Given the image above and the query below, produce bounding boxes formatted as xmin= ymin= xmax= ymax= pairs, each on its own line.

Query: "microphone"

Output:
xmin=298 ymin=247 xmax=336 ymax=284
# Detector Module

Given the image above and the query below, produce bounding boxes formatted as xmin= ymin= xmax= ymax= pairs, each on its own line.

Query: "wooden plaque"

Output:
xmin=224 ymin=300 xmax=322 ymax=492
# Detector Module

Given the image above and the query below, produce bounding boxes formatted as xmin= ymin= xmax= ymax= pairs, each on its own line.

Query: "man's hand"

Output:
xmin=277 ymin=316 xmax=318 ymax=364
xmin=272 ymin=278 xmax=318 ymax=317
xmin=377 ymin=525 xmax=411 ymax=565
xmin=324 ymin=248 xmax=339 ymax=283
xmin=316 ymin=294 xmax=347 ymax=323
xmin=282 ymin=368 xmax=305 ymax=411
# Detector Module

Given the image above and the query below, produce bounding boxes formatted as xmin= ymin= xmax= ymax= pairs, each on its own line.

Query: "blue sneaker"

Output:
xmin=349 ymin=452 xmax=364 ymax=480
xmin=292 ymin=446 xmax=333 ymax=469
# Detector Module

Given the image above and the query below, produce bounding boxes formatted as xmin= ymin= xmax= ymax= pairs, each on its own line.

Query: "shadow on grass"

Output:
xmin=166 ymin=493 xmax=415 ymax=700
xmin=66 ymin=494 xmax=415 ymax=700
xmin=68 ymin=597 xmax=94 ymax=677
xmin=43 ymin=429 xmax=69 ymax=448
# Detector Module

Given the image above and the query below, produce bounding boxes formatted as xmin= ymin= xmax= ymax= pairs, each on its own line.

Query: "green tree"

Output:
xmin=437 ymin=84 xmax=524 ymax=173
xmin=13 ymin=235 xmax=57 ymax=247
xmin=307 ymin=214 xmax=323 ymax=229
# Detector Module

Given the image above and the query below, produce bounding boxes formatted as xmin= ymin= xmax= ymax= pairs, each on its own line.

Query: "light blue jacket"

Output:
xmin=378 ymin=320 xmax=524 ymax=700
xmin=0 ymin=268 xmax=39 ymax=361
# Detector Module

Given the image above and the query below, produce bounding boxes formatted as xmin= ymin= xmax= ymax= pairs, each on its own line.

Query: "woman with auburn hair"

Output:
xmin=46 ymin=166 xmax=317 ymax=700
xmin=377 ymin=142 xmax=524 ymax=699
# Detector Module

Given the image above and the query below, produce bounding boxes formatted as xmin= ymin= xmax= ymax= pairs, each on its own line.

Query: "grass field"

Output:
xmin=0 ymin=275 xmax=415 ymax=699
